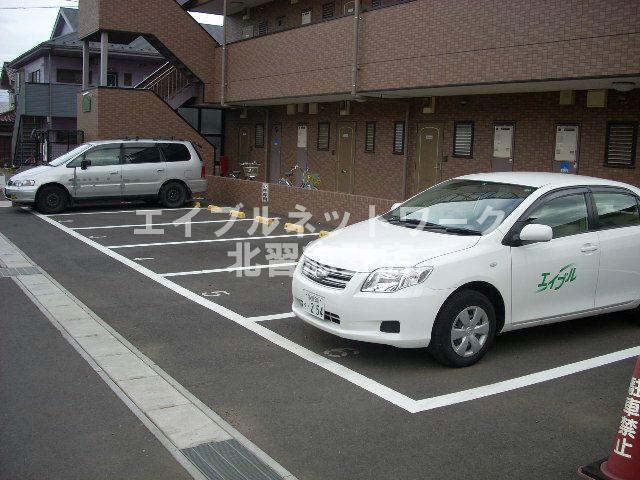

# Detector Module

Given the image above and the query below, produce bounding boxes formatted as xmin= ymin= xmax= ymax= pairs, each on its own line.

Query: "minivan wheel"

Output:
xmin=159 ymin=182 xmax=187 ymax=208
xmin=36 ymin=185 xmax=68 ymax=214
xmin=428 ymin=290 xmax=497 ymax=368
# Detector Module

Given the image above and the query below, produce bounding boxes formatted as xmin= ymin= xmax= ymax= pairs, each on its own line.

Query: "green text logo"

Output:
xmin=537 ymin=264 xmax=577 ymax=292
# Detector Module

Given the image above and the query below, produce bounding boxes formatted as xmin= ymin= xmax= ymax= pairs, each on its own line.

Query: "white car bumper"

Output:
xmin=4 ymin=185 xmax=37 ymax=204
xmin=291 ymin=262 xmax=451 ymax=348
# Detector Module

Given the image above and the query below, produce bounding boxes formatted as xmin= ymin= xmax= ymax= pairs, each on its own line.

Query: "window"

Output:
xmin=526 ymin=194 xmax=589 ymax=239
xmin=393 ymin=121 xmax=405 ymax=154
xmin=257 ymin=20 xmax=268 ymax=36
xmin=453 ymin=121 xmax=474 ymax=157
xmin=159 ymin=143 xmax=191 ymax=162
xmin=605 ymin=122 xmax=638 ymax=167
xmin=56 ymin=69 xmax=82 ymax=84
xmin=123 ymin=73 xmax=132 ymax=87
xmin=594 ymin=192 xmax=640 ymax=230
xmin=276 ymin=16 xmax=286 ymax=30
xmin=29 ymin=70 xmax=41 ymax=83
xmin=107 ymin=72 xmax=118 ymax=87
xmin=255 ymin=123 xmax=265 ymax=148
xmin=79 ymin=146 xmax=121 ymax=167
xmin=122 ymin=143 xmax=162 ymax=164
xmin=322 ymin=2 xmax=335 ymax=19
xmin=317 ymin=122 xmax=330 ymax=150
xmin=365 ymin=122 xmax=375 ymax=152
xmin=301 ymin=10 xmax=312 ymax=24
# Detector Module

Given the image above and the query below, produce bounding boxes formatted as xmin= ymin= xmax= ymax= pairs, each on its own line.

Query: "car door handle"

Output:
xmin=109 ymin=171 xmax=119 ymax=175
xmin=157 ymin=169 xmax=165 ymax=173
xmin=581 ymin=244 xmax=599 ymax=253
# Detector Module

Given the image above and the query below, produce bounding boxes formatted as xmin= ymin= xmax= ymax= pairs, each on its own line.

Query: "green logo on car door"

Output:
xmin=537 ymin=264 xmax=577 ymax=292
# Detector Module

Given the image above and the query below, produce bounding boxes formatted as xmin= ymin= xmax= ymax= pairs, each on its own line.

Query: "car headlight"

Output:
xmin=13 ymin=180 xmax=36 ymax=187
xmin=361 ymin=266 xmax=433 ymax=293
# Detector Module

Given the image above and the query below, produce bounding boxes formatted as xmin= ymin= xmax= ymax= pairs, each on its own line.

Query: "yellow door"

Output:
xmin=416 ymin=124 xmax=442 ymax=192
xmin=337 ymin=122 xmax=355 ymax=193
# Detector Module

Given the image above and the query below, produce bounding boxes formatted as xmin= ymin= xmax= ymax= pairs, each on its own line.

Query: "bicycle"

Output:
xmin=278 ymin=164 xmax=320 ymax=190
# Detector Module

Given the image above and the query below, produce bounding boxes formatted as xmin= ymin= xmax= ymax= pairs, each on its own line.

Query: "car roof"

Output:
xmin=87 ymin=139 xmax=190 ymax=145
xmin=457 ymin=171 xmax=636 ymax=190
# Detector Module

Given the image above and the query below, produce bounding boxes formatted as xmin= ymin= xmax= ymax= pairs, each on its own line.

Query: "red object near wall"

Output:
xmin=220 ymin=155 xmax=229 ymax=176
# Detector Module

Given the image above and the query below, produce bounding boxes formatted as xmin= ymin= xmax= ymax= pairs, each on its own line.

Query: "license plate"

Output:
xmin=302 ymin=290 xmax=325 ymax=320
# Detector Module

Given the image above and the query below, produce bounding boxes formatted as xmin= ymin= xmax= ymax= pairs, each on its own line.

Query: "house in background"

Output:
xmin=2 ymin=7 xmax=164 ymax=164
xmin=0 ymin=109 xmax=14 ymax=167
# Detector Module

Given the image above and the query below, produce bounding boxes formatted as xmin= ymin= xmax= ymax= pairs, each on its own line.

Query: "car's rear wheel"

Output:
xmin=428 ymin=290 xmax=497 ymax=367
xmin=159 ymin=182 xmax=187 ymax=209
xmin=36 ymin=185 xmax=68 ymax=214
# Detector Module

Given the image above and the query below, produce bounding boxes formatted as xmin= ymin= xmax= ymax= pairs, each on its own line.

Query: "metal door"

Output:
xmin=269 ymin=124 xmax=282 ymax=183
xmin=336 ymin=122 xmax=355 ymax=193
xmin=416 ymin=124 xmax=441 ymax=192
xmin=238 ymin=126 xmax=250 ymax=165
xmin=491 ymin=123 xmax=515 ymax=172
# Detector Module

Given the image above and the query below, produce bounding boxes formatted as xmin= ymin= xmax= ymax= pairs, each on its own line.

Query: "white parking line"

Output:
xmin=33 ymin=211 xmax=640 ymax=414
xmin=47 ymin=207 xmax=210 ymax=216
xmin=72 ymin=219 xmax=253 ymax=230
xmin=108 ymin=232 xmax=318 ymax=249
xmin=248 ymin=312 xmax=296 ymax=322
xmin=161 ymin=263 xmax=298 ymax=277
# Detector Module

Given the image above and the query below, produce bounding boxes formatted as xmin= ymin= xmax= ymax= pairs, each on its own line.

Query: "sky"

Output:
xmin=0 ymin=0 xmax=221 ymax=110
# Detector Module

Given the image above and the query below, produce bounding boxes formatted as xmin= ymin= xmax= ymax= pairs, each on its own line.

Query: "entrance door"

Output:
xmin=416 ymin=123 xmax=441 ymax=192
xmin=269 ymin=124 xmax=282 ymax=183
xmin=336 ymin=122 xmax=355 ymax=193
xmin=238 ymin=126 xmax=250 ymax=165
xmin=491 ymin=123 xmax=514 ymax=172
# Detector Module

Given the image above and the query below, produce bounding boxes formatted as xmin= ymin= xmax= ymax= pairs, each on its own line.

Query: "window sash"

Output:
xmin=317 ymin=122 xmax=330 ymax=150
xmin=255 ymin=123 xmax=265 ymax=148
xmin=453 ymin=122 xmax=474 ymax=157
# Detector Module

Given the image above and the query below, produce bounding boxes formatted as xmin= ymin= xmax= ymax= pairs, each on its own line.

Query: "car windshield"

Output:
xmin=383 ymin=179 xmax=537 ymax=235
xmin=47 ymin=144 xmax=94 ymax=167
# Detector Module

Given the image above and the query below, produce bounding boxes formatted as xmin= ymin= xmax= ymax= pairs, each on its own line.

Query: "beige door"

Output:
xmin=238 ymin=126 xmax=250 ymax=164
xmin=416 ymin=123 xmax=442 ymax=192
xmin=336 ymin=122 xmax=356 ymax=193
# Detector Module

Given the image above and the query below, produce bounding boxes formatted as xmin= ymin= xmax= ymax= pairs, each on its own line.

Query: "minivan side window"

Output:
xmin=525 ymin=194 xmax=589 ymax=239
xmin=122 ymin=143 xmax=162 ymax=164
xmin=593 ymin=192 xmax=640 ymax=230
xmin=68 ymin=145 xmax=121 ymax=167
xmin=159 ymin=143 xmax=191 ymax=162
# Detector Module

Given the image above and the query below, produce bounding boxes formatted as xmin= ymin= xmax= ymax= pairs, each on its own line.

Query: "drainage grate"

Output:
xmin=182 ymin=439 xmax=283 ymax=480
xmin=0 ymin=266 xmax=40 ymax=277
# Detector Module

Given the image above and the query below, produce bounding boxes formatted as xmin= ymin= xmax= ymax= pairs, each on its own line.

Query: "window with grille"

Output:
xmin=317 ymin=122 xmax=330 ymax=150
xmin=605 ymin=122 xmax=637 ymax=167
xmin=322 ymin=2 xmax=335 ymax=19
xmin=255 ymin=123 xmax=265 ymax=148
xmin=453 ymin=121 xmax=474 ymax=157
xmin=365 ymin=122 xmax=375 ymax=152
xmin=257 ymin=20 xmax=268 ymax=36
xmin=393 ymin=121 xmax=405 ymax=154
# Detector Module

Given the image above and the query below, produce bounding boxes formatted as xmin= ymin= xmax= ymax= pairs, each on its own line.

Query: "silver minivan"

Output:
xmin=4 ymin=139 xmax=207 ymax=214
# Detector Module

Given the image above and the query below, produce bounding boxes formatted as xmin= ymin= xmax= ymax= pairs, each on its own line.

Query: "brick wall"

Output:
xmin=205 ymin=175 xmax=395 ymax=226
xmin=222 ymin=89 xmax=640 ymax=200
xmin=78 ymin=0 xmax=218 ymax=102
xmin=77 ymin=87 xmax=215 ymax=173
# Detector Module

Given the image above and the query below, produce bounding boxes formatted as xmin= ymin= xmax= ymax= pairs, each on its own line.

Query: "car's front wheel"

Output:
xmin=159 ymin=182 xmax=187 ymax=209
xmin=35 ymin=185 xmax=69 ymax=214
xmin=428 ymin=290 xmax=497 ymax=367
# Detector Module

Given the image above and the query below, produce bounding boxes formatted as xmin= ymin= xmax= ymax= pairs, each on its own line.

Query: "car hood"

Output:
xmin=303 ymin=218 xmax=481 ymax=272
xmin=10 ymin=166 xmax=53 ymax=181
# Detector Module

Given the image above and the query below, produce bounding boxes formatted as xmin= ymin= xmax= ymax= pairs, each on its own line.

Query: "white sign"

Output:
xmin=493 ymin=125 xmax=513 ymax=159
xmin=297 ymin=125 xmax=307 ymax=148
xmin=555 ymin=125 xmax=579 ymax=162
xmin=261 ymin=183 xmax=269 ymax=203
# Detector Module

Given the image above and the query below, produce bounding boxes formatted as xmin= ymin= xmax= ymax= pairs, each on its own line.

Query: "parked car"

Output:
xmin=293 ymin=172 xmax=640 ymax=367
xmin=4 ymin=139 xmax=207 ymax=214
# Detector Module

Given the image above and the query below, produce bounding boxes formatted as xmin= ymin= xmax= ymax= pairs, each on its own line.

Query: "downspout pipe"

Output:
xmin=401 ymin=102 xmax=410 ymax=200
xmin=350 ymin=0 xmax=360 ymax=99
xmin=220 ymin=0 xmax=227 ymax=107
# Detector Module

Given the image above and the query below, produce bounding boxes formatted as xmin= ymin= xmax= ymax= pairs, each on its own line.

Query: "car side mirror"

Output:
xmin=519 ymin=224 xmax=553 ymax=243
xmin=390 ymin=202 xmax=402 ymax=211
xmin=80 ymin=160 xmax=91 ymax=170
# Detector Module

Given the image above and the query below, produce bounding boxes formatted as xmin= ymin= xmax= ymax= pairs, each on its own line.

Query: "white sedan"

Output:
xmin=292 ymin=172 xmax=640 ymax=367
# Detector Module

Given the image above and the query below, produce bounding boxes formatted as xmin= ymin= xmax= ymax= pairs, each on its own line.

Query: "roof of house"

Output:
xmin=0 ymin=109 xmax=16 ymax=124
xmin=51 ymin=7 xmax=78 ymax=38
xmin=1 ymin=63 xmax=17 ymax=89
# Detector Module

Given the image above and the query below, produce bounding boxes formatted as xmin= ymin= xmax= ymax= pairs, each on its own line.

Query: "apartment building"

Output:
xmin=75 ymin=0 xmax=640 ymax=215
xmin=1 ymin=8 xmax=163 ymax=164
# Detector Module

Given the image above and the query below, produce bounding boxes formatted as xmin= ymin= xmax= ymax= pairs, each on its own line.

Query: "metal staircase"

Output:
xmin=136 ymin=62 xmax=200 ymax=109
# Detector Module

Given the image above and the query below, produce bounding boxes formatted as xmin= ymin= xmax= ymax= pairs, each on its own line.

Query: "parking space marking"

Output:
xmin=161 ymin=263 xmax=298 ymax=277
xmin=33 ymin=210 xmax=640 ymax=415
xmin=108 ymin=233 xmax=318 ymax=249
xmin=248 ymin=312 xmax=296 ymax=322
xmin=47 ymin=207 xmax=210 ymax=216
xmin=71 ymin=219 xmax=254 ymax=230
